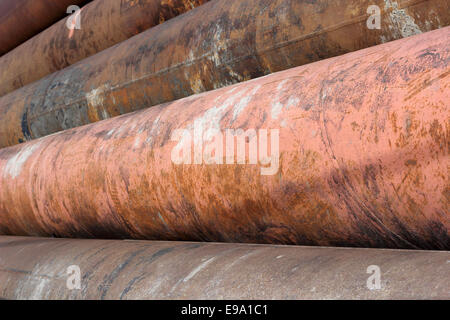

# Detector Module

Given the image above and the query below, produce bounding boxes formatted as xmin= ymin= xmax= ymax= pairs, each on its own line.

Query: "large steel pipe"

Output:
xmin=0 ymin=0 xmax=449 ymax=148
xmin=0 ymin=0 xmax=209 ymax=97
xmin=0 ymin=237 xmax=448 ymax=300
xmin=0 ymin=0 xmax=91 ymax=56
xmin=0 ymin=28 xmax=448 ymax=249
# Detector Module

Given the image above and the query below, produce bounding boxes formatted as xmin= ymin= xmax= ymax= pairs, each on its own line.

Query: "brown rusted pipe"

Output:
xmin=0 ymin=236 xmax=448 ymax=300
xmin=0 ymin=0 xmax=448 ymax=148
xmin=0 ymin=28 xmax=448 ymax=249
xmin=0 ymin=0 xmax=209 ymax=97
xmin=0 ymin=0 xmax=91 ymax=56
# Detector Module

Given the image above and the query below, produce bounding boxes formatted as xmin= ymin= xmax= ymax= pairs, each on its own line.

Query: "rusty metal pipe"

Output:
xmin=0 ymin=0 xmax=209 ymax=97
xmin=0 ymin=28 xmax=448 ymax=249
xmin=0 ymin=0 xmax=91 ymax=56
xmin=0 ymin=236 xmax=448 ymax=299
xmin=0 ymin=0 xmax=449 ymax=148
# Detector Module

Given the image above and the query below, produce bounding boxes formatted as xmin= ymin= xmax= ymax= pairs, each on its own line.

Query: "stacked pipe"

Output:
xmin=0 ymin=0 xmax=448 ymax=300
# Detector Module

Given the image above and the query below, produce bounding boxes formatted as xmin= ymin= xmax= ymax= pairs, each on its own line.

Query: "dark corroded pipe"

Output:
xmin=0 ymin=0 xmax=209 ymax=97
xmin=0 ymin=0 xmax=449 ymax=148
xmin=0 ymin=28 xmax=448 ymax=249
xmin=0 ymin=0 xmax=91 ymax=56
xmin=0 ymin=237 xmax=448 ymax=299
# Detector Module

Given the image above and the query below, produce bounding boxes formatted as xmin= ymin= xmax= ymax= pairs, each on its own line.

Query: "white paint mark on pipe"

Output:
xmin=3 ymin=142 xmax=41 ymax=178
xmin=183 ymin=257 xmax=216 ymax=282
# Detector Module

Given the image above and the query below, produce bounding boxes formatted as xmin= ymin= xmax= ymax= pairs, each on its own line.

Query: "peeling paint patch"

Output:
xmin=287 ymin=97 xmax=300 ymax=108
xmin=29 ymin=278 xmax=50 ymax=300
xmin=384 ymin=0 xmax=422 ymax=39
xmin=271 ymin=101 xmax=284 ymax=120
xmin=191 ymin=89 xmax=247 ymax=142
xmin=133 ymin=137 xmax=141 ymax=148
xmin=3 ymin=142 xmax=41 ymax=178
xmin=145 ymin=115 xmax=162 ymax=146
xmin=208 ymin=24 xmax=227 ymax=67
xmin=14 ymin=263 xmax=50 ymax=300
xmin=232 ymin=85 xmax=261 ymax=121
xmin=271 ymin=80 xmax=301 ymax=120
xmin=271 ymin=95 xmax=300 ymax=120
xmin=86 ymin=85 xmax=112 ymax=120
xmin=101 ymin=109 xmax=111 ymax=120
xmin=190 ymin=77 xmax=205 ymax=94
xmin=86 ymin=85 xmax=108 ymax=108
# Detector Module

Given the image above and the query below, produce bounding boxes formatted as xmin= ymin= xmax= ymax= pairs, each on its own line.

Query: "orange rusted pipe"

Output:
xmin=0 ymin=28 xmax=448 ymax=249
xmin=0 ymin=0 xmax=449 ymax=148
xmin=0 ymin=0 xmax=91 ymax=56
xmin=0 ymin=0 xmax=209 ymax=97
xmin=0 ymin=236 xmax=449 ymax=300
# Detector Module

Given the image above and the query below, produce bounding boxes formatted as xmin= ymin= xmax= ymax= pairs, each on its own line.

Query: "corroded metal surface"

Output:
xmin=0 ymin=0 xmax=449 ymax=148
xmin=0 ymin=0 xmax=90 ymax=56
xmin=0 ymin=29 xmax=448 ymax=249
xmin=0 ymin=237 xmax=448 ymax=299
xmin=0 ymin=0 xmax=209 ymax=97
